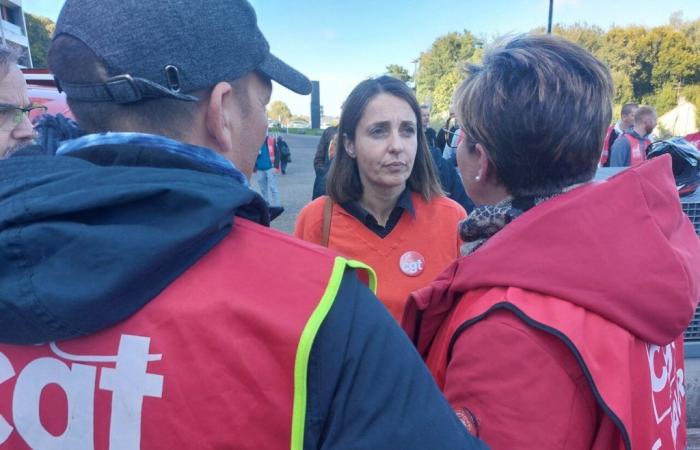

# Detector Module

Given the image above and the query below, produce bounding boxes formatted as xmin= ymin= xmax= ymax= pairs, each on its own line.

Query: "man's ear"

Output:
xmin=205 ymin=81 xmax=234 ymax=155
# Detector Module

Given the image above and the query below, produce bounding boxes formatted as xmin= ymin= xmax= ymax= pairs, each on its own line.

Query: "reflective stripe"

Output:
xmin=290 ymin=257 xmax=376 ymax=450
xmin=346 ymin=258 xmax=378 ymax=294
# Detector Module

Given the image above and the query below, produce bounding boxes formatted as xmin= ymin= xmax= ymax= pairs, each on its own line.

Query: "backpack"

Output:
xmin=647 ymin=137 xmax=700 ymax=197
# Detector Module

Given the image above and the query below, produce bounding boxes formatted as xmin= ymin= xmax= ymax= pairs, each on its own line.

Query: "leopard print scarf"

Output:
xmin=458 ymin=187 xmax=580 ymax=256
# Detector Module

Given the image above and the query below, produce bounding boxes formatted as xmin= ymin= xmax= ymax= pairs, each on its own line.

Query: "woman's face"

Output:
xmin=346 ymin=93 xmax=418 ymax=194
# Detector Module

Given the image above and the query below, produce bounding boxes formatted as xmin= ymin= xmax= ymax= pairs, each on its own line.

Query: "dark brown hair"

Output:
xmin=454 ymin=34 xmax=613 ymax=197
xmin=621 ymin=103 xmax=638 ymax=117
xmin=326 ymin=76 xmax=442 ymax=203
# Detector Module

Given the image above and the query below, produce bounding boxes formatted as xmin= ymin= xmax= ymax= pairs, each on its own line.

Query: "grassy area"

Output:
xmin=271 ymin=127 xmax=325 ymax=136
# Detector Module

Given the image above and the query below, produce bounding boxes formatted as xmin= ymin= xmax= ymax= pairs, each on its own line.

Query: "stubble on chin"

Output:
xmin=2 ymin=139 xmax=34 ymax=159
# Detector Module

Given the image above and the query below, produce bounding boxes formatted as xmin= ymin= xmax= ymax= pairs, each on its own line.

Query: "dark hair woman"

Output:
xmin=295 ymin=75 xmax=467 ymax=321
xmin=402 ymin=34 xmax=700 ymax=448
xmin=311 ymin=125 xmax=337 ymax=199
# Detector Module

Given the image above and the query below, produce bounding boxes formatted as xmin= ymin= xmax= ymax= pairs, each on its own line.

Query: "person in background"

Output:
xmin=423 ymin=103 xmax=474 ymax=212
xmin=0 ymin=1 xmax=487 ymax=449
xmin=599 ymin=102 xmax=638 ymax=166
xmin=312 ymin=125 xmax=337 ymax=199
xmin=421 ymin=104 xmax=437 ymax=150
xmin=609 ymin=106 xmax=656 ymax=167
xmin=277 ymin=134 xmax=291 ymax=174
xmin=436 ymin=111 xmax=457 ymax=157
xmin=403 ymin=34 xmax=700 ymax=449
xmin=254 ymin=133 xmax=281 ymax=207
xmin=295 ymin=76 xmax=466 ymax=322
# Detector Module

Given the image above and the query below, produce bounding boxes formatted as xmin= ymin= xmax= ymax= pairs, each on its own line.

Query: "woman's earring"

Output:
xmin=475 ymin=175 xmax=481 ymax=181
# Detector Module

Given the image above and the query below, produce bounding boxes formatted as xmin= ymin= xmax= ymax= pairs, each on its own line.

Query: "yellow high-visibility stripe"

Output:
xmin=290 ymin=257 xmax=376 ymax=450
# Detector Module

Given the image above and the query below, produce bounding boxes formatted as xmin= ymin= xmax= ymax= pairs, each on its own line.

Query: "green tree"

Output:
xmin=415 ymin=31 xmax=481 ymax=109
xmin=432 ymin=69 xmax=462 ymax=115
xmin=550 ymin=23 xmax=605 ymax=54
xmin=611 ymin=70 xmax=634 ymax=106
xmin=647 ymin=26 xmax=700 ymax=89
xmin=385 ymin=64 xmax=411 ymax=82
xmin=268 ymin=100 xmax=292 ymax=125
xmin=642 ymin=83 xmax=678 ymax=116
xmin=25 ymin=13 xmax=55 ymax=68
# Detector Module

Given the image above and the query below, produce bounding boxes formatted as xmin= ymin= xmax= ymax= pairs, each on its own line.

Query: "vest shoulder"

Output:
xmin=230 ymin=218 xmax=340 ymax=261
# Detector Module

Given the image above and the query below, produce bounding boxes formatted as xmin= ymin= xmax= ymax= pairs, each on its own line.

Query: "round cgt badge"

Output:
xmin=400 ymin=251 xmax=425 ymax=277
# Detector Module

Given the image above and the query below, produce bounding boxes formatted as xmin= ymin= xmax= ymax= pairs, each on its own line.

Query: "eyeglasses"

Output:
xmin=0 ymin=103 xmax=48 ymax=131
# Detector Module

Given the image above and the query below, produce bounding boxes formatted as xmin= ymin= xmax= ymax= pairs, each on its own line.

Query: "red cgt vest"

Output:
xmin=425 ymin=287 xmax=687 ymax=450
xmin=0 ymin=219 xmax=374 ymax=450
xmin=625 ymin=133 xmax=651 ymax=167
xmin=600 ymin=125 xmax=616 ymax=166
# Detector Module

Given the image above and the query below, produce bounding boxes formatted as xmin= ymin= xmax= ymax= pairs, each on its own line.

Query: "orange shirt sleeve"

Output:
xmin=293 ymin=197 xmax=324 ymax=245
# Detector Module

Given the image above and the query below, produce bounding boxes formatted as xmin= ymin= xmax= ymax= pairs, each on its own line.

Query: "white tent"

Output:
xmin=655 ymin=98 xmax=698 ymax=136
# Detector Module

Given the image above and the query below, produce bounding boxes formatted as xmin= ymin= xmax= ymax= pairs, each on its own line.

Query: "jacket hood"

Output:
xmin=406 ymin=156 xmax=700 ymax=349
xmin=0 ymin=144 xmax=268 ymax=344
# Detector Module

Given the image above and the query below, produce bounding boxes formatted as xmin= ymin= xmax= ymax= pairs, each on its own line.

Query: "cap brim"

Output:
xmin=258 ymin=53 xmax=312 ymax=95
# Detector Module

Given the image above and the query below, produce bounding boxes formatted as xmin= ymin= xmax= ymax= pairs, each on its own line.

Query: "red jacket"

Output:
xmin=685 ymin=131 xmax=700 ymax=149
xmin=403 ymin=156 xmax=700 ymax=449
xmin=0 ymin=220 xmax=370 ymax=450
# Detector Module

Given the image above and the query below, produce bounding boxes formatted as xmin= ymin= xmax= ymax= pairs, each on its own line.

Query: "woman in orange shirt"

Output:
xmin=294 ymin=76 xmax=466 ymax=321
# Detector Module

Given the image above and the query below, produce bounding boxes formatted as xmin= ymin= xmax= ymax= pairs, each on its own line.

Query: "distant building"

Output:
xmin=1 ymin=0 xmax=31 ymax=67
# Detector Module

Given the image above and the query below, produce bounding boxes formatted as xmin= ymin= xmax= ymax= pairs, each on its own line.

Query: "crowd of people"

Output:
xmin=0 ymin=0 xmax=699 ymax=449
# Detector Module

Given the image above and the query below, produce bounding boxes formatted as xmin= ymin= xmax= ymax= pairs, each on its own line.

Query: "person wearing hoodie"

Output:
xmin=403 ymin=35 xmax=700 ymax=450
xmin=0 ymin=2 xmax=489 ymax=450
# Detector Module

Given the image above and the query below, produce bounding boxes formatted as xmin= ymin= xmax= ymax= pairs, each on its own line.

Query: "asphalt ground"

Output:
xmin=251 ymin=132 xmax=700 ymax=447
xmin=250 ymin=133 xmax=321 ymax=235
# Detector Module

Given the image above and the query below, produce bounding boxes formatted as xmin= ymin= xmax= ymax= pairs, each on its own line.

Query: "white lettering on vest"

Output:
xmin=0 ymin=352 xmax=15 ymax=443
xmin=13 ymin=358 xmax=96 ymax=450
xmin=0 ymin=334 xmax=163 ymax=449
xmin=647 ymin=343 xmax=684 ymax=449
xmin=99 ymin=335 xmax=164 ymax=450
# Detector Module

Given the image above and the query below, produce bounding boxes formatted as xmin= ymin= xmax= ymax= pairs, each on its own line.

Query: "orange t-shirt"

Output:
xmin=294 ymin=192 xmax=466 ymax=321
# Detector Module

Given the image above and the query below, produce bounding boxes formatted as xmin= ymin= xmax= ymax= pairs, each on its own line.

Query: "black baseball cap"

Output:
xmin=53 ymin=0 xmax=312 ymax=104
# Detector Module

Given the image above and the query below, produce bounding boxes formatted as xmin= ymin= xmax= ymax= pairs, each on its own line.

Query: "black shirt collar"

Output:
xmin=340 ymin=188 xmax=415 ymax=238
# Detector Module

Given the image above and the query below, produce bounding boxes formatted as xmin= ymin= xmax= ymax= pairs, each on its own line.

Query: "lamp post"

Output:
xmin=547 ymin=0 xmax=554 ymax=34
xmin=411 ymin=58 xmax=419 ymax=91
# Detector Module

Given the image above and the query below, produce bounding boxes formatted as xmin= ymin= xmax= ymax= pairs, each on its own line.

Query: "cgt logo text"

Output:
xmin=0 ymin=334 xmax=163 ymax=449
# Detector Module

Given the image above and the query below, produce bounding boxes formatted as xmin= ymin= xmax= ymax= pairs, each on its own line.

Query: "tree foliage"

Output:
xmin=385 ymin=64 xmax=411 ymax=82
xmin=25 ymin=13 xmax=55 ymax=68
xmin=268 ymin=100 xmax=292 ymax=125
xmin=415 ymin=31 xmax=482 ymax=108
xmin=415 ymin=15 xmax=700 ymax=124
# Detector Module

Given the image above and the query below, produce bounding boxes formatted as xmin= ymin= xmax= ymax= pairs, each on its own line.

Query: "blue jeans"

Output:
xmin=255 ymin=168 xmax=280 ymax=207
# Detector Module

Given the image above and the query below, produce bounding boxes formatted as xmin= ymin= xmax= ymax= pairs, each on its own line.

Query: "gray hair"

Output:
xmin=0 ymin=45 xmax=18 ymax=80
